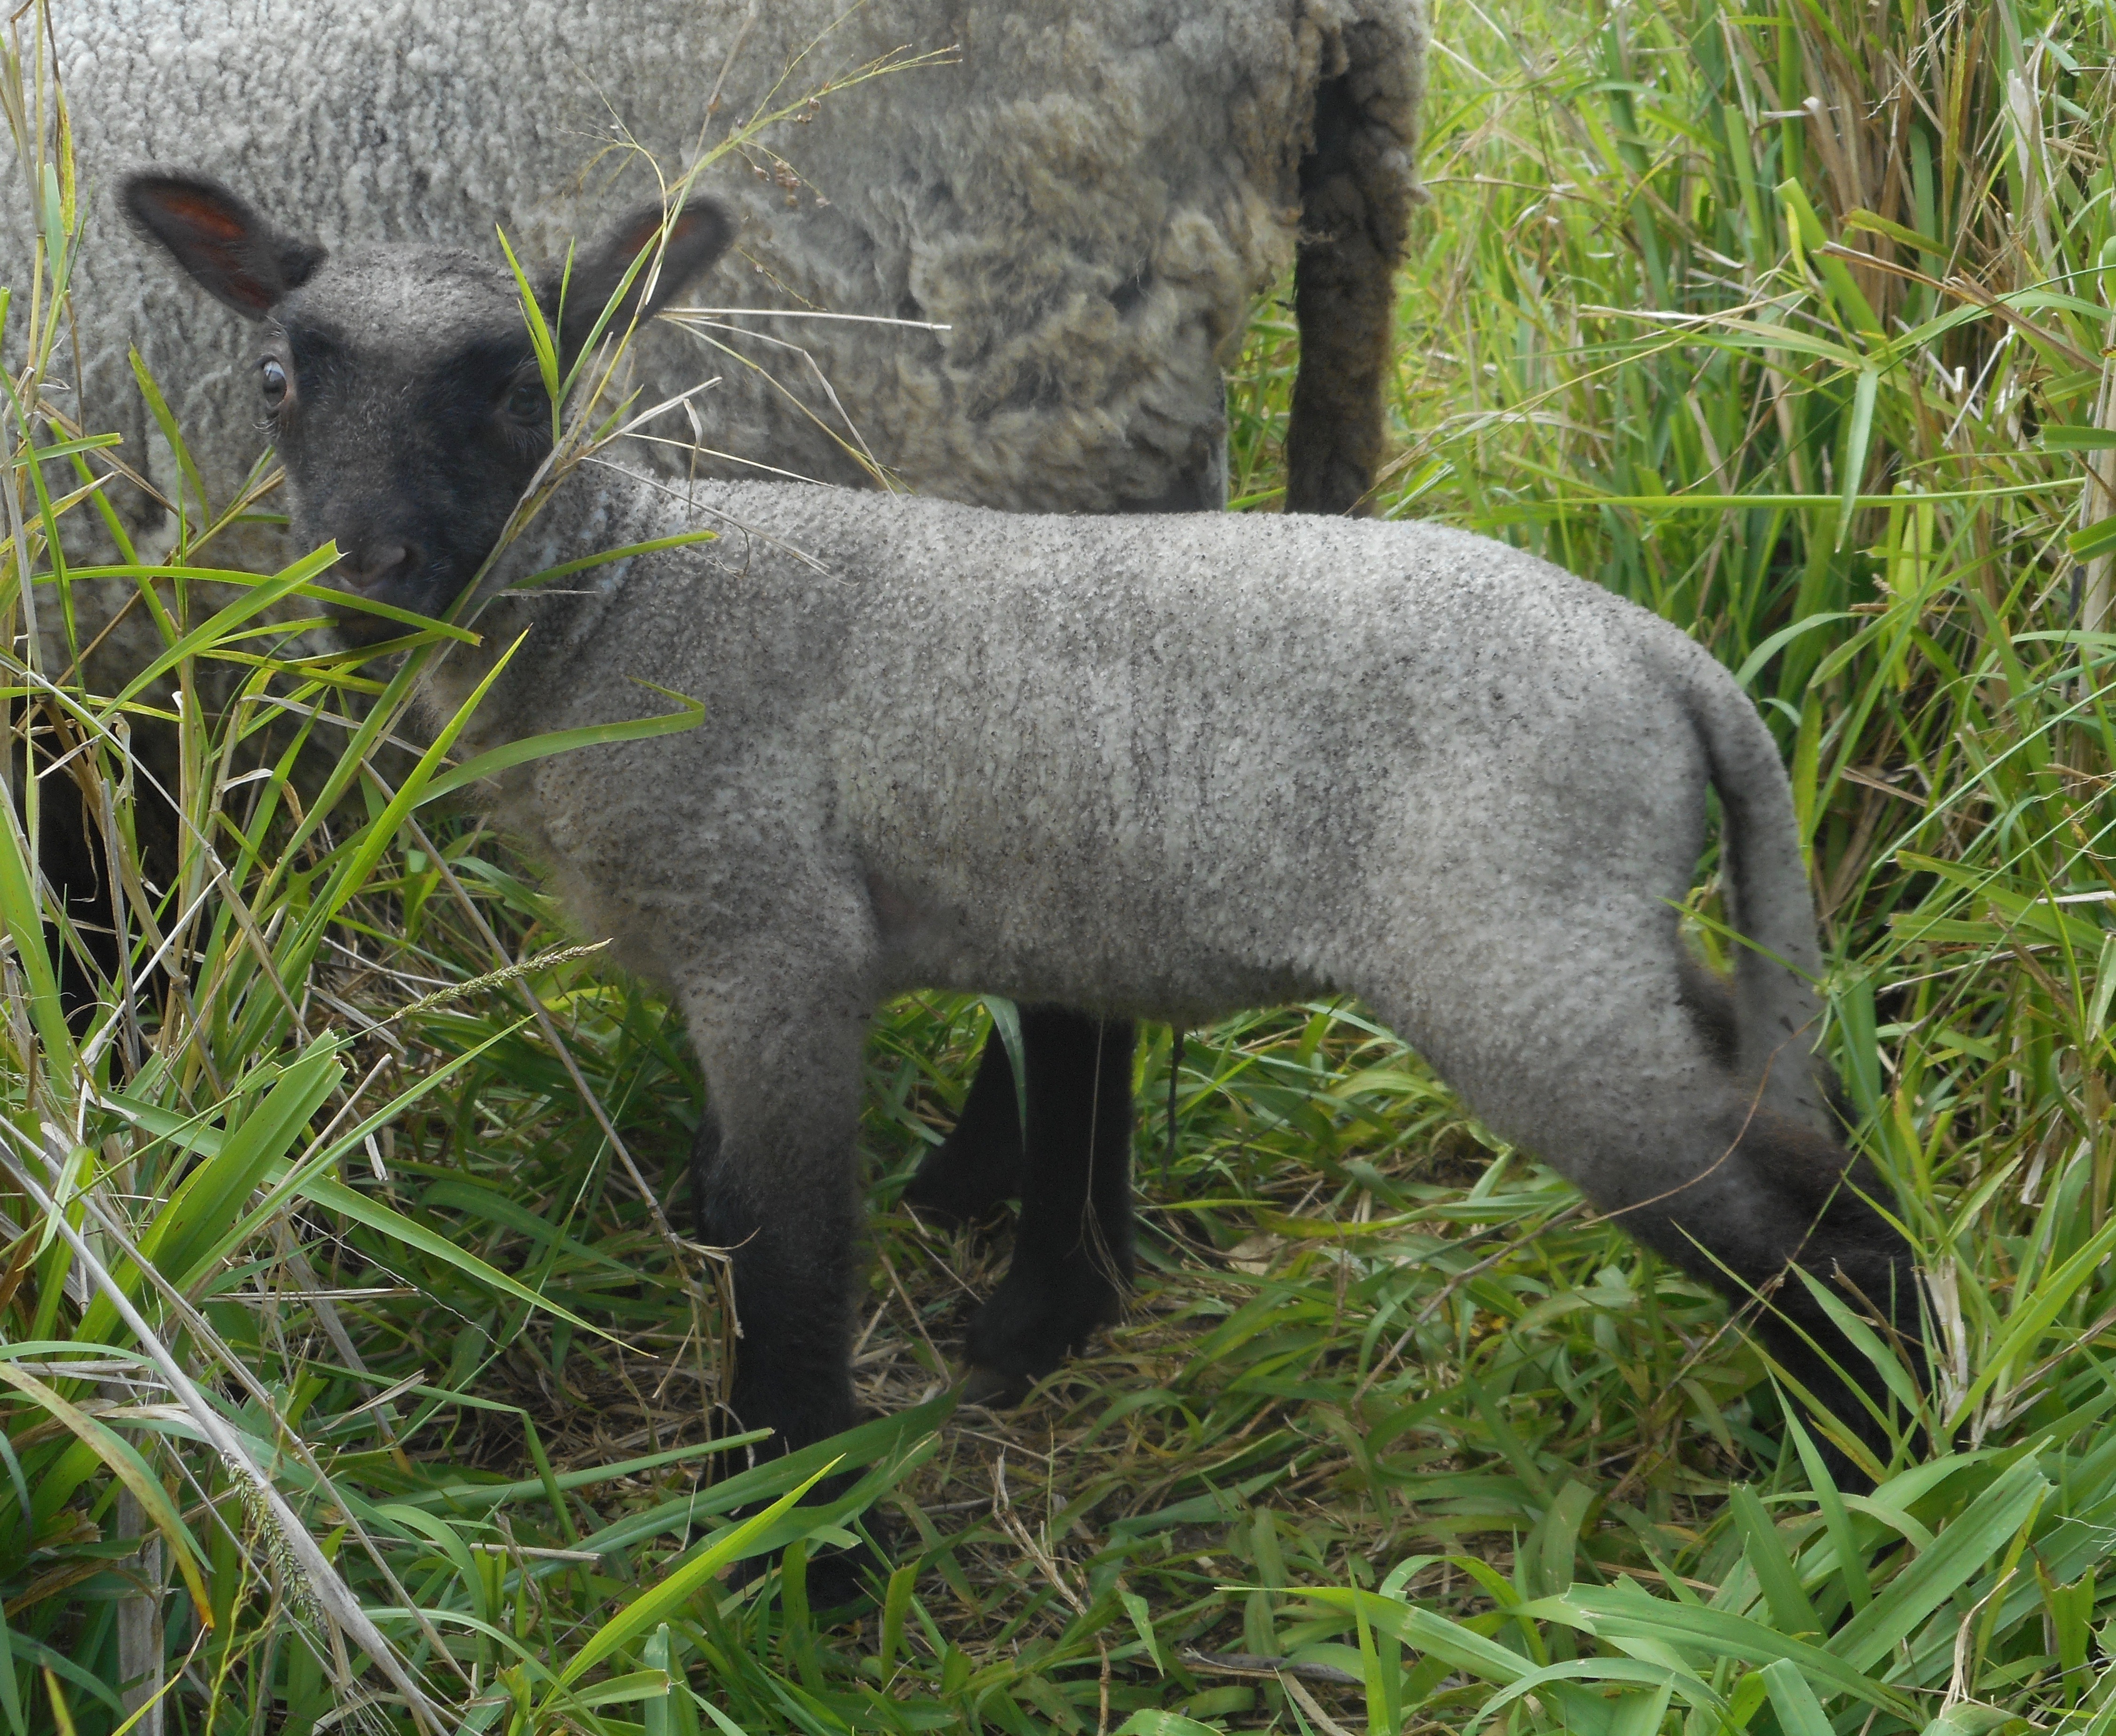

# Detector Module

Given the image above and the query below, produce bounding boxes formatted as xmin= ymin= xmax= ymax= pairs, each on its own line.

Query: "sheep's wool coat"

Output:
xmin=6 ymin=0 xmax=1425 ymax=684
xmin=430 ymin=462 xmax=1836 ymax=1200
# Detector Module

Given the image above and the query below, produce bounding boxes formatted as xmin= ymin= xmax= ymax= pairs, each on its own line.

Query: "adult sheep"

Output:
xmin=5 ymin=0 xmax=1426 ymax=1216
xmin=13 ymin=0 xmax=1426 ymax=589
xmin=124 ymin=172 xmax=1920 ymax=1485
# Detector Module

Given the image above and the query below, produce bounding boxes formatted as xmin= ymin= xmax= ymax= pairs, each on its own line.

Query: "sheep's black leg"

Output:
xmin=695 ymin=1098 xmax=875 ymax=1607
xmin=1621 ymin=1111 xmax=1924 ymax=1481
xmin=964 ymin=1008 xmax=1135 ymax=1396
xmin=902 ymin=1025 xmax=1026 ymax=1224
xmin=39 ymin=781 xmax=121 ymax=1031
xmin=683 ymin=968 xmax=890 ymax=1610
xmin=694 ymin=1122 xmax=862 ymax=1454
xmin=687 ymin=1001 xmax=867 ymax=1457
xmin=24 ymin=732 xmax=181 ymax=1037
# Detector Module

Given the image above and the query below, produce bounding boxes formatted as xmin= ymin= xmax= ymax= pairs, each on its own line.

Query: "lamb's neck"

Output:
xmin=421 ymin=461 xmax=694 ymax=738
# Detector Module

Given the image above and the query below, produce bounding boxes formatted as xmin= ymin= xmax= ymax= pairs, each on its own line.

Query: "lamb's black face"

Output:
xmin=265 ymin=250 xmax=553 ymax=645
xmin=119 ymin=169 xmax=736 ymax=649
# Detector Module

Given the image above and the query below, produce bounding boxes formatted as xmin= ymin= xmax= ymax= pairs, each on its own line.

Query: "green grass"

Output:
xmin=3 ymin=0 xmax=2116 ymax=1730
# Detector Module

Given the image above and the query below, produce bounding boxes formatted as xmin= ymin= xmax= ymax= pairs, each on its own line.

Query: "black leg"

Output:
xmin=683 ymin=984 xmax=870 ymax=1455
xmin=1627 ymin=1110 xmax=1924 ymax=1483
xmin=1285 ymin=72 xmax=1408 ymax=517
xmin=39 ymin=779 xmax=119 ymax=1032
xmin=965 ymin=1008 xmax=1136 ymax=1394
xmin=691 ymin=1107 xmax=882 ymax=1612
xmin=33 ymin=758 xmax=175 ymax=1037
xmin=698 ymin=1205 xmax=862 ymax=1453
xmin=693 ymin=1123 xmax=861 ymax=1452
xmin=902 ymin=1021 xmax=1026 ymax=1224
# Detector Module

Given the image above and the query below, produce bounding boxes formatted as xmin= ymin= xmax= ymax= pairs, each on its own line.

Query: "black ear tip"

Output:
xmin=119 ymin=170 xmax=178 ymax=230
xmin=116 ymin=170 xmax=155 ymax=218
xmin=630 ymin=196 xmax=735 ymax=303
xmin=609 ymin=196 xmax=733 ymax=256
xmin=119 ymin=169 xmax=249 ymax=238
xmin=117 ymin=168 xmax=168 ymax=213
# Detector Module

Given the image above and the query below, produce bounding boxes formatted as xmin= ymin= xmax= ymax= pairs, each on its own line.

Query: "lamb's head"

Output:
xmin=122 ymin=171 xmax=734 ymax=643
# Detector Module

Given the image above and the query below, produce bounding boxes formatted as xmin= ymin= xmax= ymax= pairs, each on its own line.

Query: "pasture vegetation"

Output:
xmin=1 ymin=0 xmax=2114 ymax=1728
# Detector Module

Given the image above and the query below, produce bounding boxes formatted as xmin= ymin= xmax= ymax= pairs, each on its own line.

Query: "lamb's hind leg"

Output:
xmin=963 ymin=1008 xmax=1135 ymax=1399
xmin=1390 ymin=939 xmax=1918 ymax=1469
xmin=902 ymin=1015 xmax=1028 ymax=1225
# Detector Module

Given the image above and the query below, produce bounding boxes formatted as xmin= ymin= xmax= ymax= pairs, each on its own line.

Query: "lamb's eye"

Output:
xmin=503 ymin=377 xmax=546 ymax=422
xmin=260 ymin=358 xmax=288 ymax=408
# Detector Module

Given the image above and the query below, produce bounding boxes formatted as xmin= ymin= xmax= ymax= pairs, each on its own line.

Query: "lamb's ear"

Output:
xmin=121 ymin=172 xmax=325 ymax=321
xmin=543 ymin=196 xmax=734 ymax=355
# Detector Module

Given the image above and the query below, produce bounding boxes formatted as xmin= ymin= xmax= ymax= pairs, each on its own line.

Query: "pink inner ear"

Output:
xmin=159 ymin=189 xmax=248 ymax=243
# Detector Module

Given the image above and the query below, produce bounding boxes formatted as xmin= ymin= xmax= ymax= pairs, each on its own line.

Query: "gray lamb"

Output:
xmin=122 ymin=172 xmax=1918 ymax=1479
xmin=9 ymin=0 xmax=1427 ymax=1214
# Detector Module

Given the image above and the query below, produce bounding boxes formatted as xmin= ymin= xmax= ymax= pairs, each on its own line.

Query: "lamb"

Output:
xmin=8 ymin=0 xmax=1427 ymax=1205
xmin=125 ymin=171 xmax=1922 ymax=1477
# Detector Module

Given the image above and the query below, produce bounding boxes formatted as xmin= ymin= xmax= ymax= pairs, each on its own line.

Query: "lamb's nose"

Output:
xmin=342 ymin=541 xmax=414 ymax=591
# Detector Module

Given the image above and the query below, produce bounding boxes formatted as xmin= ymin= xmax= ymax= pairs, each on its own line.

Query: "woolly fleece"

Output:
xmin=415 ymin=459 xmax=1878 ymax=1445
xmin=7 ymin=0 xmax=1426 ymax=682
xmin=442 ymin=460 xmax=1838 ymax=1147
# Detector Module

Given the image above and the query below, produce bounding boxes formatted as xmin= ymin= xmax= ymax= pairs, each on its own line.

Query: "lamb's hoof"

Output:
xmin=964 ymin=1259 xmax=1125 ymax=1384
xmin=728 ymin=1547 xmax=880 ymax=1623
xmin=800 ymin=1538 xmax=887 ymax=1620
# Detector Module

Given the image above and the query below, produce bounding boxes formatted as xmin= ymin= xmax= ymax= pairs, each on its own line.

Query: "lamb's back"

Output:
xmin=567 ymin=486 xmax=1712 ymax=1011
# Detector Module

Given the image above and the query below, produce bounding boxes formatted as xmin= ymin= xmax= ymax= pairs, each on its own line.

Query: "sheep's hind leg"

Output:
xmin=1619 ymin=1104 xmax=1923 ymax=1473
xmin=902 ymin=1020 xmax=1027 ymax=1224
xmin=963 ymin=1008 xmax=1135 ymax=1402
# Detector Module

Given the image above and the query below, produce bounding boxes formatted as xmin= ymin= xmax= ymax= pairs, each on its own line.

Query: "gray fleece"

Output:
xmin=112 ymin=191 xmax=1913 ymax=1455
xmin=437 ymin=463 xmax=1838 ymax=1202
xmin=8 ymin=0 xmax=1425 ymax=682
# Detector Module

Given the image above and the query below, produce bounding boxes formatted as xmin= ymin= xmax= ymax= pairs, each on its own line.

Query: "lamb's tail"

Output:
xmin=1687 ymin=658 xmax=1836 ymax=1131
xmin=1285 ymin=5 xmax=1428 ymax=516
xmin=1680 ymin=652 xmax=1933 ymax=1468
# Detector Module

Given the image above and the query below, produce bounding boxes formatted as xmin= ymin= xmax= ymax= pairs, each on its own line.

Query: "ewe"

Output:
xmin=12 ymin=0 xmax=1426 ymax=595
xmin=125 ymin=172 xmax=1917 ymax=1472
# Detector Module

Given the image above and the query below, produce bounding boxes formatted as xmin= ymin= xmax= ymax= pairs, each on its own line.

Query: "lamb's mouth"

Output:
xmin=323 ymin=569 xmax=455 ymax=649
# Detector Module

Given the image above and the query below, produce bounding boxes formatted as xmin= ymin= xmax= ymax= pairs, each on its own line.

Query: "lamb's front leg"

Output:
xmin=689 ymin=998 xmax=868 ymax=1453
